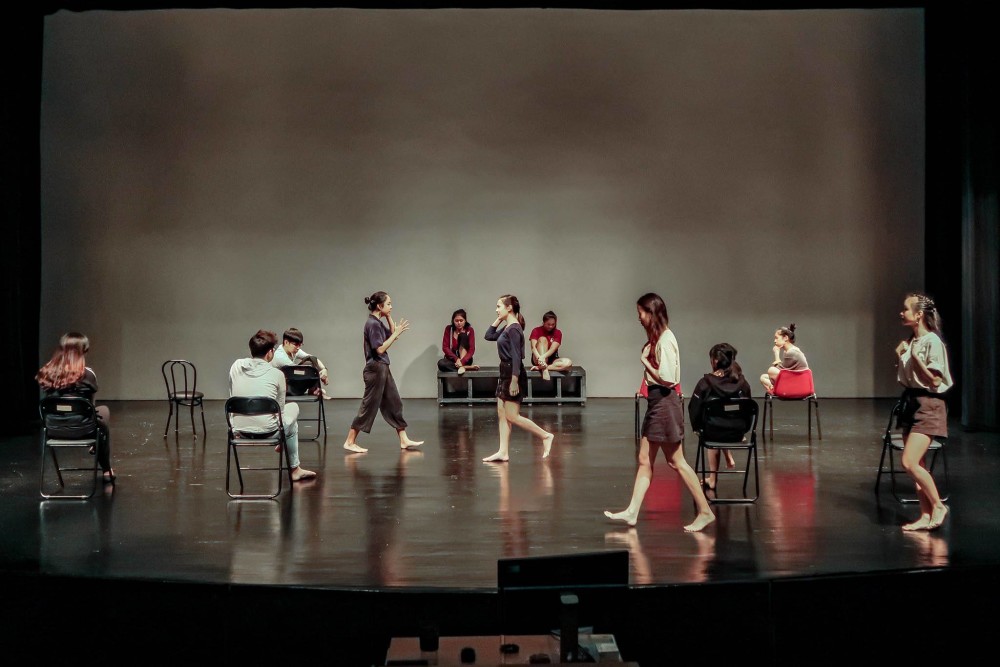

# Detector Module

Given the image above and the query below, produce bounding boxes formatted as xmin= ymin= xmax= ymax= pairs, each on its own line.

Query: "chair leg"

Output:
xmin=199 ymin=402 xmax=207 ymax=438
xmin=874 ymin=442 xmax=890 ymax=494
xmin=163 ymin=401 xmax=174 ymax=437
xmin=812 ymin=397 xmax=822 ymax=440
xmin=189 ymin=403 xmax=197 ymax=436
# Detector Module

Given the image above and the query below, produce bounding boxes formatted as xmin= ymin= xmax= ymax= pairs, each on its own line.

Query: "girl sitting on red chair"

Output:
xmin=760 ymin=323 xmax=809 ymax=394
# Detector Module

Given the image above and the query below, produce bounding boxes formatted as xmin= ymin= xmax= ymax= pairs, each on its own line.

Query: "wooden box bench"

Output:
xmin=437 ymin=366 xmax=587 ymax=405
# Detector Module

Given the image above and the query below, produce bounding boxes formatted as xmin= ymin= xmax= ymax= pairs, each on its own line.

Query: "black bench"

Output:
xmin=437 ymin=366 xmax=587 ymax=405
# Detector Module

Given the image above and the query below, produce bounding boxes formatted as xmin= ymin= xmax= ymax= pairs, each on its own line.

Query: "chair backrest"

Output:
xmin=282 ymin=365 xmax=320 ymax=396
xmin=162 ymin=359 xmax=198 ymax=397
xmin=225 ymin=396 xmax=283 ymax=431
xmin=773 ymin=368 xmax=815 ymax=399
xmin=700 ymin=397 xmax=758 ymax=442
xmin=39 ymin=395 xmax=98 ymax=437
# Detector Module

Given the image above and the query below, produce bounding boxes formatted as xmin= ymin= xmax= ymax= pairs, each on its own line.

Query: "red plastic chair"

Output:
xmin=634 ymin=381 xmax=684 ymax=440
xmin=762 ymin=368 xmax=821 ymax=439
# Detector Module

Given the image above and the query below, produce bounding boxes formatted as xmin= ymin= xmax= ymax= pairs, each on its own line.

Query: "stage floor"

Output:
xmin=2 ymin=398 xmax=998 ymax=589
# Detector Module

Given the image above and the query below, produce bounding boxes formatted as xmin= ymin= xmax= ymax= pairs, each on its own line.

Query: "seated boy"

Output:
xmin=270 ymin=327 xmax=331 ymax=399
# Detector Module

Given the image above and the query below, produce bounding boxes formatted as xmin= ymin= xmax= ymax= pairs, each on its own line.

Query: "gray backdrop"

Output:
xmin=40 ymin=8 xmax=925 ymax=399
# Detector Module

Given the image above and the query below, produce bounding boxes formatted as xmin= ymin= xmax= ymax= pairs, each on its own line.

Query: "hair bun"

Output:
xmin=788 ymin=323 xmax=797 ymax=332
xmin=364 ymin=296 xmax=371 ymax=304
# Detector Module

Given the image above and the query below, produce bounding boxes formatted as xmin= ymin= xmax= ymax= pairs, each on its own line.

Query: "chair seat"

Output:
xmin=702 ymin=440 xmax=753 ymax=449
xmin=888 ymin=433 xmax=945 ymax=450
xmin=45 ymin=438 xmax=99 ymax=446
xmin=169 ymin=391 xmax=204 ymax=400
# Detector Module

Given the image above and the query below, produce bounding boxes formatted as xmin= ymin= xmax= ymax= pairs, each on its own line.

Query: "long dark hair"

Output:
xmin=637 ymin=292 xmax=669 ymax=346
xmin=365 ymin=291 xmax=389 ymax=312
xmin=907 ymin=292 xmax=942 ymax=335
xmin=709 ymin=342 xmax=743 ymax=380
xmin=36 ymin=332 xmax=90 ymax=390
xmin=450 ymin=308 xmax=469 ymax=331
xmin=777 ymin=323 xmax=797 ymax=343
xmin=500 ymin=294 xmax=525 ymax=327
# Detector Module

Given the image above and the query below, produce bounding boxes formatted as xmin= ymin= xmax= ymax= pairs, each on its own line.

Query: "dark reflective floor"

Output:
xmin=2 ymin=398 xmax=998 ymax=589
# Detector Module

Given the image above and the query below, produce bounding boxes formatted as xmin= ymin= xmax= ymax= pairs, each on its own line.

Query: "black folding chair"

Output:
xmin=281 ymin=365 xmax=326 ymax=441
xmin=39 ymin=396 xmax=101 ymax=500
xmin=225 ymin=397 xmax=292 ymax=500
xmin=161 ymin=359 xmax=206 ymax=438
xmin=874 ymin=396 xmax=949 ymax=504
xmin=694 ymin=398 xmax=759 ymax=503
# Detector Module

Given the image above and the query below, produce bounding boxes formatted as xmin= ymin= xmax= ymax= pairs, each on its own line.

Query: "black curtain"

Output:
xmin=956 ymin=6 xmax=999 ymax=430
xmin=1 ymin=9 xmax=42 ymax=436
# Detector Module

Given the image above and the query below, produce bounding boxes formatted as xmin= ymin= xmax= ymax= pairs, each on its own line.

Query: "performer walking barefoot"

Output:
xmin=482 ymin=295 xmax=554 ymax=463
xmin=605 ymin=293 xmax=715 ymax=532
xmin=896 ymin=293 xmax=952 ymax=531
xmin=344 ymin=291 xmax=424 ymax=453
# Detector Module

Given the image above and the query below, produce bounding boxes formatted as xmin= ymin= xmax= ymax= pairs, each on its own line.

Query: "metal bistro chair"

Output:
xmin=225 ymin=397 xmax=292 ymax=500
xmin=761 ymin=368 xmax=822 ymax=440
xmin=161 ymin=360 xmax=206 ymax=438
xmin=39 ymin=396 xmax=101 ymax=500
xmin=694 ymin=397 xmax=760 ymax=503
xmin=634 ymin=381 xmax=684 ymax=440
xmin=281 ymin=365 xmax=326 ymax=441
xmin=874 ymin=395 xmax=949 ymax=504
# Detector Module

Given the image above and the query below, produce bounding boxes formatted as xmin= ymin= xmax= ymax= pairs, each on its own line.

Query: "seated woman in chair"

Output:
xmin=36 ymin=332 xmax=114 ymax=483
xmin=530 ymin=311 xmax=573 ymax=381
xmin=437 ymin=309 xmax=479 ymax=375
xmin=689 ymin=343 xmax=752 ymax=491
xmin=760 ymin=323 xmax=809 ymax=394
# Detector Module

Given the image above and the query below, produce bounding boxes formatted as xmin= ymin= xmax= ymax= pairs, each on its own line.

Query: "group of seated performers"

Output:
xmin=437 ymin=308 xmax=575 ymax=380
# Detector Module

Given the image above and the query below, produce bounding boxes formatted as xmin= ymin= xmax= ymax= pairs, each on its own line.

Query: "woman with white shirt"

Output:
xmin=605 ymin=293 xmax=715 ymax=532
xmin=896 ymin=293 xmax=952 ymax=531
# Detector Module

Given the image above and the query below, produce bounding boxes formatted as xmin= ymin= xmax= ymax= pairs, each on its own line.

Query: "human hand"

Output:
xmin=454 ymin=358 xmax=462 ymax=368
xmin=509 ymin=378 xmax=519 ymax=396
xmin=395 ymin=318 xmax=411 ymax=335
xmin=320 ymin=369 xmax=329 ymax=384
xmin=641 ymin=343 xmax=652 ymax=363
xmin=895 ymin=340 xmax=909 ymax=358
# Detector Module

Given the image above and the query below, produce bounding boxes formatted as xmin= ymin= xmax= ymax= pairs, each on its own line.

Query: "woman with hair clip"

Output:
xmin=482 ymin=295 xmax=554 ymax=463
xmin=605 ymin=293 xmax=715 ymax=532
xmin=759 ymin=323 xmax=809 ymax=393
xmin=36 ymin=332 xmax=115 ymax=483
xmin=688 ymin=343 xmax=753 ymax=491
xmin=437 ymin=308 xmax=479 ymax=375
xmin=896 ymin=293 xmax=952 ymax=531
xmin=343 ymin=291 xmax=424 ymax=453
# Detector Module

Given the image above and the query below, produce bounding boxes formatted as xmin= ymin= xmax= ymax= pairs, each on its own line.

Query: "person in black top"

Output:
xmin=688 ymin=343 xmax=753 ymax=491
xmin=343 ymin=291 xmax=424 ymax=453
xmin=482 ymin=295 xmax=554 ymax=463
xmin=36 ymin=332 xmax=114 ymax=482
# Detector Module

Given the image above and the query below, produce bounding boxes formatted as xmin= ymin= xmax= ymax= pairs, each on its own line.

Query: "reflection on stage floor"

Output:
xmin=3 ymin=398 xmax=998 ymax=589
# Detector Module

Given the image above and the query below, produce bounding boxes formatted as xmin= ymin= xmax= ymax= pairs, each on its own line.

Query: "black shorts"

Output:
xmin=642 ymin=385 xmax=684 ymax=443
xmin=496 ymin=361 xmax=528 ymax=404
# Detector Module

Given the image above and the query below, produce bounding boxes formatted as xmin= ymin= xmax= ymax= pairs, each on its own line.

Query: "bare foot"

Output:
xmin=343 ymin=442 xmax=368 ymax=454
xmin=541 ymin=433 xmax=554 ymax=458
xmin=702 ymin=477 xmax=716 ymax=491
xmin=902 ymin=514 xmax=931 ymax=531
xmin=684 ymin=512 xmax=716 ymax=532
xmin=400 ymin=439 xmax=424 ymax=450
xmin=468 ymin=365 xmax=480 ymax=371
xmin=457 ymin=366 xmax=466 ymax=375
xmin=604 ymin=509 xmax=638 ymax=527
xmin=725 ymin=451 xmax=736 ymax=469
xmin=274 ymin=444 xmax=283 ymax=453
xmin=928 ymin=504 xmax=949 ymax=530
xmin=482 ymin=452 xmax=509 ymax=463
xmin=291 ymin=467 xmax=317 ymax=481
xmin=542 ymin=369 xmax=551 ymax=381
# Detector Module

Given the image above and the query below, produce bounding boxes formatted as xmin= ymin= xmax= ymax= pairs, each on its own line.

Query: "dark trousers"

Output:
xmin=351 ymin=361 xmax=407 ymax=434
xmin=437 ymin=332 xmax=472 ymax=372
